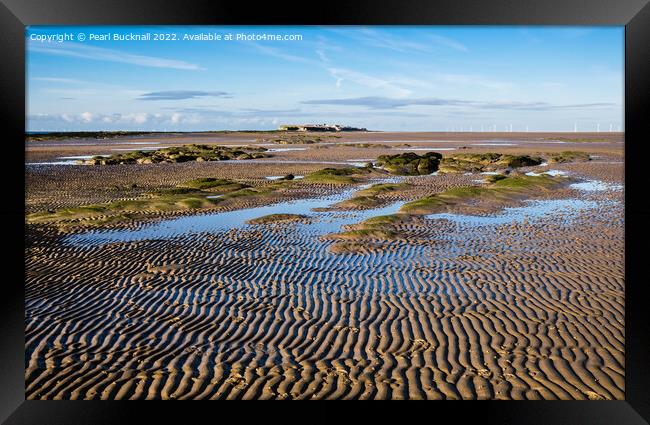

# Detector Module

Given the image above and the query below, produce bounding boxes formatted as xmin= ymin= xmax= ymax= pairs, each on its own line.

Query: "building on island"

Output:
xmin=278 ymin=124 xmax=367 ymax=132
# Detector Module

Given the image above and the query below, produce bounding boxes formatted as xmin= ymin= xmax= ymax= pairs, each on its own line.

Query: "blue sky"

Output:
xmin=26 ymin=26 xmax=623 ymax=132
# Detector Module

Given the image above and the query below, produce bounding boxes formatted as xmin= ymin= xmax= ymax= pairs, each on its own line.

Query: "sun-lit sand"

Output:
xmin=25 ymin=131 xmax=624 ymax=400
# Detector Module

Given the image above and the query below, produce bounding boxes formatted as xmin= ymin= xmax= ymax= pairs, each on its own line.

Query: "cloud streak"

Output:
xmin=137 ymin=90 xmax=231 ymax=101
xmin=302 ymin=96 xmax=616 ymax=111
xmin=329 ymin=28 xmax=468 ymax=53
xmin=28 ymin=40 xmax=205 ymax=71
xmin=326 ymin=68 xmax=413 ymax=97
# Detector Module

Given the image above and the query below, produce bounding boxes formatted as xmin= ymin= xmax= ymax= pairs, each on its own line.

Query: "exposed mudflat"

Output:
xmin=25 ymin=132 xmax=624 ymax=400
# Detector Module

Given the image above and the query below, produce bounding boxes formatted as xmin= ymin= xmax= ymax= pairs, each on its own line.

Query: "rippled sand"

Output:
xmin=25 ymin=133 xmax=624 ymax=400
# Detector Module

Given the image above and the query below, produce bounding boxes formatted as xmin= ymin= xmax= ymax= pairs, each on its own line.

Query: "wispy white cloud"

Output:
xmin=328 ymin=27 xmax=468 ymax=53
xmin=28 ymin=40 xmax=205 ymax=71
xmin=302 ymin=95 xmax=616 ymax=111
xmin=138 ymin=90 xmax=231 ymax=101
xmin=249 ymin=42 xmax=318 ymax=65
xmin=428 ymin=34 xmax=468 ymax=52
xmin=326 ymin=68 xmax=413 ymax=97
xmin=33 ymin=77 xmax=88 ymax=84
xmin=433 ymin=73 xmax=515 ymax=90
xmin=29 ymin=111 xmax=182 ymax=126
xmin=246 ymin=30 xmax=474 ymax=94
xmin=355 ymin=28 xmax=433 ymax=53
xmin=315 ymin=48 xmax=330 ymax=63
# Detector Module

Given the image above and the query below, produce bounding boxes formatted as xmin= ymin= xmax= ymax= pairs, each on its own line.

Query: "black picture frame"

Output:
xmin=4 ymin=0 xmax=649 ymax=422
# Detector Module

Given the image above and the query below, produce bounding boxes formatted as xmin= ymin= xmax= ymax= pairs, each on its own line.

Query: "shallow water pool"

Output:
xmin=427 ymin=198 xmax=598 ymax=227
xmin=65 ymin=182 xmax=405 ymax=247
xmin=570 ymin=181 xmax=623 ymax=192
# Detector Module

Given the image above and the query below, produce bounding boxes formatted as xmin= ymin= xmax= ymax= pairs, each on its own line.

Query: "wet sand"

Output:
xmin=25 ymin=132 xmax=624 ymax=399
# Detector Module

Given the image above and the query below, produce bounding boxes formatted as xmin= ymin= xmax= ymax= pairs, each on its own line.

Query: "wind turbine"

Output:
xmin=574 ymin=122 xmax=578 ymax=133
xmin=597 ymin=123 xmax=600 ymax=132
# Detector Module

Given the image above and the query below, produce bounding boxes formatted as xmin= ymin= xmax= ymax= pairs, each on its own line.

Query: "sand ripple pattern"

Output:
xmin=26 ymin=180 xmax=624 ymax=400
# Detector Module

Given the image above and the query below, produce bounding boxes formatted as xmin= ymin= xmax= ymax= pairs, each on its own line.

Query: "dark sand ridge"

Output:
xmin=25 ymin=163 xmax=623 ymax=400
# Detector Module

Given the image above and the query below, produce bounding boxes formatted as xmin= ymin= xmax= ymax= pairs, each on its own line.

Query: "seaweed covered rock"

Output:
xmin=439 ymin=153 xmax=543 ymax=173
xmin=304 ymin=167 xmax=372 ymax=184
xmin=82 ymin=144 xmax=269 ymax=165
xmin=246 ymin=214 xmax=307 ymax=225
xmin=374 ymin=152 xmax=443 ymax=175
xmin=548 ymin=151 xmax=591 ymax=163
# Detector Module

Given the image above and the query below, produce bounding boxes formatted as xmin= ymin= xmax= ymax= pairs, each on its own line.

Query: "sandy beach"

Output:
xmin=25 ymin=131 xmax=624 ymax=400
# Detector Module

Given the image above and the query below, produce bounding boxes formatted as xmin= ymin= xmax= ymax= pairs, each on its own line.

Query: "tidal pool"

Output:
xmin=65 ymin=182 xmax=405 ymax=247
xmin=265 ymin=175 xmax=304 ymax=180
xmin=543 ymin=170 xmax=569 ymax=176
xmin=58 ymin=155 xmax=110 ymax=160
xmin=111 ymin=146 xmax=169 ymax=151
xmin=395 ymin=147 xmax=456 ymax=151
xmin=26 ymin=161 xmax=79 ymax=166
xmin=474 ymin=143 xmax=518 ymax=146
xmin=427 ymin=198 xmax=598 ymax=227
xmin=267 ymin=147 xmax=308 ymax=152
xmin=570 ymin=181 xmax=623 ymax=191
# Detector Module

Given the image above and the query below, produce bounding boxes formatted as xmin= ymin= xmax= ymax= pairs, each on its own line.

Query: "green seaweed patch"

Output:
xmin=548 ymin=151 xmax=591 ymax=163
xmin=486 ymin=174 xmax=508 ymax=183
xmin=400 ymin=174 xmax=562 ymax=214
xmin=324 ymin=213 xmax=407 ymax=253
xmin=216 ymin=181 xmax=291 ymax=201
xmin=26 ymin=180 xmax=292 ymax=226
xmin=398 ymin=196 xmax=448 ymax=214
xmin=491 ymin=174 xmax=555 ymax=188
xmin=303 ymin=167 xmax=372 ymax=184
xmin=151 ymin=187 xmax=200 ymax=196
xmin=341 ymin=143 xmax=387 ymax=148
xmin=356 ymin=183 xmax=411 ymax=196
xmin=374 ymin=152 xmax=442 ymax=175
xmin=328 ymin=214 xmax=404 ymax=240
xmin=246 ymin=213 xmax=307 ymax=225
xmin=439 ymin=153 xmax=543 ymax=173
xmin=81 ymin=144 xmax=269 ymax=165
xmin=268 ymin=135 xmax=320 ymax=144
xmin=26 ymin=192 xmax=219 ymax=225
xmin=334 ymin=195 xmax=384 ymax=209
xmin=334 ymin=183 xmax=413 ymax=210
xmin=220 ymin=187 xmax=270 ymax=200
xmin=362 ymin=214 xmax=403 ymax=226
xmin=331 ymin=228 xmax=398 ymax=240
xmin=398 ymin=186 xmax=490 ymax=215
xmin=327 ymin=241 xmax=372 ymax=254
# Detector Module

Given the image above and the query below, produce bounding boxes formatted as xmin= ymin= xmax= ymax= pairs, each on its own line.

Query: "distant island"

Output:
xmin=25 ymin=131 xmax=160 ymax=141
xmin=278 ymin=124 xmax=367 ymax=132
